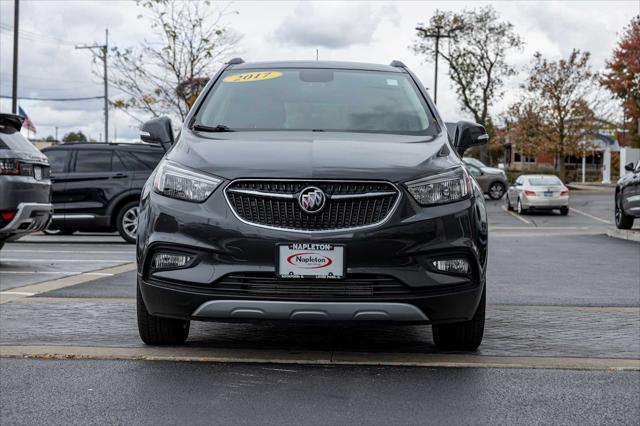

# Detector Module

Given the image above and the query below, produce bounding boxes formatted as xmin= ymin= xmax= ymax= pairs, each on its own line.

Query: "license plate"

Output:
xmin=33 ymin=166 xmax=42 ymax=181
xmin=278 ymin=243 xmax=344 ymax=279
xmin=544 ymin=191 xmax=553 ymax=197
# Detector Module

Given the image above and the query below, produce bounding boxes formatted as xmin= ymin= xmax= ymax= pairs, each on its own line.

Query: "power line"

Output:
xmin=0 ymin=94 xmax=103 ymax=101
xmin=0 ymin=22 xmax=83 ymax=46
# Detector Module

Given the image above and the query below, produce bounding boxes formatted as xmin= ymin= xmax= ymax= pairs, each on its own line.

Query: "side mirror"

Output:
xmin=451 ymin=121 xmax=488 ymax=156
xmin=624 ymin=162 xmax=635 ymax=172
xmin=140 ymin=117 xmax=174 ymax=152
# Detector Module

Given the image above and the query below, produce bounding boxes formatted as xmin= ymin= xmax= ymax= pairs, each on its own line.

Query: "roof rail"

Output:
xmin=0 ymin=113 xmax=25 ymax=131
xmin=226 ymin=57 xmax=245 ymax=65
xmin=389 ymin=60 xmax=407 ymax=68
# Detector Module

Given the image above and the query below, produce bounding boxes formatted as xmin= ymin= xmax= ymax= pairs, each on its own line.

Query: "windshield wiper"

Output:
xmin=192 ymin=124 xmax=235 ymax=132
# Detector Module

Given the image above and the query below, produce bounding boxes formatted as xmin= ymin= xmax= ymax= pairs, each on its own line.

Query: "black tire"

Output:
xmin=615 ymin=193 xmax=634 ymax=229
xmin=432 ymin=288 xmax=485 ymax=351
xmin=0 ymin=241 xmax=4 ymax=251
xmin=560 ymin=207 xmax=569 ymax=216
xmin=137 ymin=287 xmax=190 ymax=345
xmin=517 ymin=198 xmax=527 ymax=215
xmin=488 ymin=182 xmax=506 ymax=200
xmin=116 ymin=200 xmax=140 ymax=244
xmin=506 ymin=195 xmax=514 ymax=211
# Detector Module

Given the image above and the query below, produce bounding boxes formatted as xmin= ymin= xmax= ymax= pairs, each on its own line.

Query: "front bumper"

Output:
xmin=137 ymin=185 xmax=488 ymax=325
xmin=0 ymin=202 xmax=53 ymax=239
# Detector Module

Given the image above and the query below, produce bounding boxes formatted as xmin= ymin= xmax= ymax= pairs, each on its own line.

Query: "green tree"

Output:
xmin=108 ymin=0 xmax=241 ymax=121
xmin=411 ymin=6 xmax=523 ymax=162
xmin=62 ymin=131 xmax=88 ymax=143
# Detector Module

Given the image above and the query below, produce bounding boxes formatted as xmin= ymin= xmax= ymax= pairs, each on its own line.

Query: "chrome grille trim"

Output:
xmin=224 ymin=179 xmax=402 ymax=233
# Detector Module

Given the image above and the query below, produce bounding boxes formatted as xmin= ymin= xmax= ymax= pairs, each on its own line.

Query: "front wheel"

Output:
xmin=432 ymin=289 xmax=485 ymax=351
xmin=615 ymin=193 xmax=634 ymax=229
xmin=488 ymin=182 xmax=506 ymax=200
xmin=506 ymin=194 xmax=514 ymax=211
xmin=117 ymin=201 xmax=139 ymax=244
xmin=137 ymin=287 xmax=190 ymax=345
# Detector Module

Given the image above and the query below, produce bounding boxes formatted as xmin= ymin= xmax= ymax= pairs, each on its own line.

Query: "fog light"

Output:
xmin=432 ymin=259 xmax=470 ymax=274
xmin=152 ymin=253 xmax=193 ymax=270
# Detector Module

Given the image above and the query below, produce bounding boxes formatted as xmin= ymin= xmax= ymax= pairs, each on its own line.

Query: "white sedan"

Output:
xmin=506 ymin=175 xmax=569 ymax=215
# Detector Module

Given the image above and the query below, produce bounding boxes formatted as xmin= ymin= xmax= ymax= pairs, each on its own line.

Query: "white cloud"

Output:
xmin=273 ymin=2 xmax=400 ymax=48
xmin=1 ymin=0 xmax=638 ymax=138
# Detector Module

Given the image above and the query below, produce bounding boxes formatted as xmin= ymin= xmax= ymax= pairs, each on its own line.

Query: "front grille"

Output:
xmin=225 ymin=180 xmax=400 ymax=231
xmin=213 ymin=273 xmax=412 ymax=298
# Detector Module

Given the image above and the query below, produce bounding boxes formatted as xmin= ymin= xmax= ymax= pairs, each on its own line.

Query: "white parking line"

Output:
xmin=570 ymin=207 xmax=612 ymax=224
xmin=500 ymin=206 xmax=531 ymax=225
xmin=0 ymin=258 xmax=132 ymax=263
xmin=2 ymin=250 xmax=134 ymax=255
xmin=0 ymin=271 xmax=114 ymax=276
xmin=0 ymin=291 xmax=35 ymax=296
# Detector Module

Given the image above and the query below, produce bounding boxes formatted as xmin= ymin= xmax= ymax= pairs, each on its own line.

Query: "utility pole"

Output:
xmin=76 ymin=28 xmax=108 ymax=142
xmin=11 ymin=0 xmax=19 ymax=114
xmin=415 ymin=25 xmax=460 ymax=105
xmin=55 ymin=126 xmax=58 ymax=143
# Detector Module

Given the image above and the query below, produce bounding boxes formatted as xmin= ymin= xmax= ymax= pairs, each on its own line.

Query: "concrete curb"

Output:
xmin=566 ymin=183 xmax=615 ymax=192
xmin=1 ymin=345 xmax=639 ymax=371
xmin=606 ymin=228 xmax=640 ymax=243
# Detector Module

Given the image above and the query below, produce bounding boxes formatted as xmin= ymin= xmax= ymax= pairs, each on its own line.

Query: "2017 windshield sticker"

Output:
xmin=223 ymin=71 xmax=283 ymax=83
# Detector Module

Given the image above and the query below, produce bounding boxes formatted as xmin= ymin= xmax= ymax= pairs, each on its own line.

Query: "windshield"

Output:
xmin=196 ymin=68 xmax=436 ymax=135
xmin=528 ymin=176 xmax=563 ymax=186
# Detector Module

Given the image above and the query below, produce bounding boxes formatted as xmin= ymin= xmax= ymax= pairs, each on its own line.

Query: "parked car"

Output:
xmin=0 ymin=113 xmax=53 ymax=250
xmin=615 ymin=161 xmax=640 ymax=229
xmin=135 ymin=59 xmax=489 ymax=351
xmin=506 ymin=174 xmax=569 ymax=215
xmin=41 ymin=142 xmax=164 ymax=243
xmin=462 ymin=157 xmax=508 ymax=200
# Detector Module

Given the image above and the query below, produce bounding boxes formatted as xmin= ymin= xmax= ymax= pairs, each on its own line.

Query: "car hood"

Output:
xmin=167 ymin=130 xmax=459 ymax=182
xmin=482 ymin=167 xmax=504 ymax=175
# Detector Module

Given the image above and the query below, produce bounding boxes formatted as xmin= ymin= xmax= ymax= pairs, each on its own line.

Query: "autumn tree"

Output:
xmin=108 ymin=0 xmax=241 ymax=121
xmin=411 ymin=6 xmax=523 ymax=161
xmin=522 ymin=49 xmax=598 ymax=180
xmin=601 ymin=16 xmax=640 ymax=148
xmin=504 ymin=99 xmax=549 ymax=161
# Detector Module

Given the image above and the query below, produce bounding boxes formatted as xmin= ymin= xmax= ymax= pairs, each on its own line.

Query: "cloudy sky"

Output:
xmin=0 ymin=0 xmax=638 ymax=141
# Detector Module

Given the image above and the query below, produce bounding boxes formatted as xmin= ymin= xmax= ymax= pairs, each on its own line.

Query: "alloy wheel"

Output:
xmin=122 ymin=206 xmax=139 ymax=240
xmin=489 ymin=183 xmax=505 ymax=200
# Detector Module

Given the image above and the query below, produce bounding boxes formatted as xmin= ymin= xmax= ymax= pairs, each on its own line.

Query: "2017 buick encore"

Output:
xmin=136 ymin=59 xmax=489 ymax=351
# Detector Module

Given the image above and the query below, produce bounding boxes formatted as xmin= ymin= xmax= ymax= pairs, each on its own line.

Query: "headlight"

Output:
xmin=153 ymin=161 xmax=222 ymax=202
xmin=406 ymin=168 xmax=471 ymax=206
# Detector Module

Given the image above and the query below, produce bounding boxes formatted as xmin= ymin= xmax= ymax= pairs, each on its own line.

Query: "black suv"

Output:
xmin=0 ymin=113 xmax=53 ymax=250
xmin=136 ymin=60 xmax=489 ymax=351
xmin=42 ymin=143 xmax=164 ymax=243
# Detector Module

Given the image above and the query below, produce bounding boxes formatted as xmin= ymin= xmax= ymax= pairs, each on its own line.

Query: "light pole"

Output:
xmin=11 ymin=0 xmax=19 ymax=114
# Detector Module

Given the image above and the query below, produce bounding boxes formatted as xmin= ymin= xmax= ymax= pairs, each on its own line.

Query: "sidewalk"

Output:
xmin=567 ymin=182 xmax=616 ymax=191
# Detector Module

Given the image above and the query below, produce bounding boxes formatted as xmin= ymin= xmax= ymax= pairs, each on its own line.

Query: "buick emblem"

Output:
xmin=298 ymin=187 xmax=326 ymax=214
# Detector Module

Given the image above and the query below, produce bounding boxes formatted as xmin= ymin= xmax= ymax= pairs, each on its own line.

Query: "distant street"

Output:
xmin=1 ymin=189 xmax=639 ymax=425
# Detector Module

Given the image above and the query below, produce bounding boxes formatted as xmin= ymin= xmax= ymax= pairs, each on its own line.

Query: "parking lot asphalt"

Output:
xmin=1 ymin=189 xmax=639 ymax=424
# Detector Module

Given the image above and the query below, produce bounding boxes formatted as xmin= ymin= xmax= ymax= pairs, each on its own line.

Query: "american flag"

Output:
xmin=18 ymin=106 xmax=37 ymax=134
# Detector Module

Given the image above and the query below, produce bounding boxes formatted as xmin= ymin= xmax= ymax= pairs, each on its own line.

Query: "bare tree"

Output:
xmin=524 ymin=49 xmax=599 ymax=180
xmin=411 ymin=6 xmax=523 ymax=161
xmin=108 ymin=0 xmax=241 ymax=122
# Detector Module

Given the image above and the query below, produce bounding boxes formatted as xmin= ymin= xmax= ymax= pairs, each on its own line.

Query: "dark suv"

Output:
xmin=136 ymin=60 xmax=489 ymax=351
xmin=0 ymin=113 xmax=53 ymax=250
xmin=42 ymin=143 xmax=164 ymax=243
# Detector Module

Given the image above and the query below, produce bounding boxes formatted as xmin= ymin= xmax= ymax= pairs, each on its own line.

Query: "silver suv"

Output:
xmin=0 ymin=113 xmax=52 ymax=250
